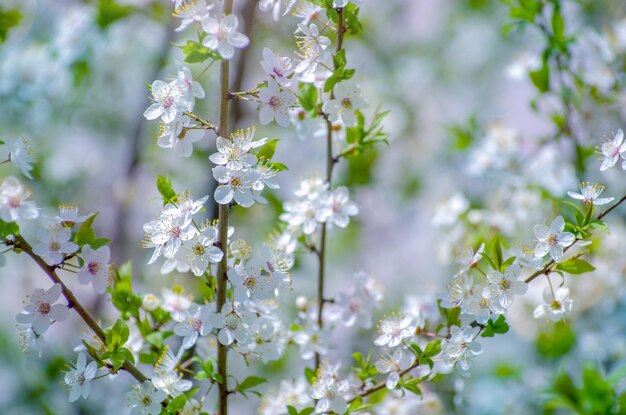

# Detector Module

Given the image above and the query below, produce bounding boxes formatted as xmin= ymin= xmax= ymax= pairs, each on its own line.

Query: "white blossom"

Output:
xmin=567 ymin=182 xmax=614 ymax=206
xmin=7 ymin=137 xmax=34 ymax=179
xmin=77 ymin=245 xmax=111 ymax=294
xmin=375 ymin=348 xmax=415 ymax=389
xmin=374 ymin=315 xmax=415 ymax=348
xmin=533 ymin=216 xmax=575 ymax=262
xmin=201 ymin=14 xmax=249 ymax=60
xmin=484 ymin=264 xmax=527 ymax=310
xmin=126 ymin=381 xmax=167 ymax=415
xmin=533 ymin=286 xmax=573 ymax=321
xmin=158 ymin=116 xmax=204 ymax=157
xmin=172 ymin=303 xmax=213 ymax=349
xmin=261 ymin=47 xmax=294 ymax=87
xmin=441 ymin=326 xmax=482 ymax=372
xmin=0 ymin=176 xmax=39 ymax=222
xmin=64 ymin=352 xmax=97 ymax=402
xmin=259 ymin=80 xmax=296 ymax=128
xmin=322 ymin=81 xmax=367 ymax=126
xmin=213 ymin=166 xmax=258 ymax=207
xmin=143 ymin=80 xmax=189 ymax=124
xmin=173 ymin=0 xmax=213 ymax=32
xmin=599 ymin=129 xmax=626 ymax=171
xmin=16 ymin=284 xmax=70 ymax=335
xmin=32 ymin=225 xmax=78 ymax=265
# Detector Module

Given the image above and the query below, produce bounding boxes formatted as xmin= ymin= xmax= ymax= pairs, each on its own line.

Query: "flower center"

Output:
xmin=169 ymin=226 xmax=181 ymax=238
xmin=38 ymin=302 xmax=51 ymax=315
xmin=499 ymin=279 xmax=511 ymax=290
xmin=8 ymin=195 xmax=21 ymax=209
xmin=88 ymin=262 xmax=101 ymax=275
xmin=142 ymin=396 xmax=152 ymax=406
xmin=341 ymin=97 xmax=353 ymax=109
xmin=193 ymin=244 xmax=205 ymax=256
xmin=269 ymin=95 xmax=282 ymax=110
xmin=550 ymin=300 xmax=562 ymax=310
xmin=230 ymin=177 xmax=241 ymax=188
xmin=160 ymin=94 xmax=175 ymax=109
xmin=50 ymin=241 xmax=61 ymax=251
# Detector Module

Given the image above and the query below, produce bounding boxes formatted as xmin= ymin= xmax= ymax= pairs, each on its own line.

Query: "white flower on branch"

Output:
xmin=16 ymin=323 xmax=45 ymax=357
xmin=173 ymin=0 xmax=213 ymax=32
xmin=533 ymin=286 xmax=573 ymax=321
xmin=375 ymin=348 xmax=415 ymax=390
xmin=533 ymin=216 xmax=575 ymax=263
xmin=213 ymin=165 xmax=258 ymax=207
xmin=599 ymin=129 xmax=626 ymax=171
xmin=32 ymin=225 xmax=78 ymax=265
xmin=258 ymin=0 xmax=295 ymax=21
xmin=143 ymin=80 xmax=189 ymax=124
xmin=322 ymin=81 xmax=368 ymax=127
xmin=158 ymin=116 xmax=205 ymax=158
xmin=126 ymin=381 xmax=167 ymax=415
xmin=201 ymin=14 xmax=249 ymax=60
xmin=261 ymin=47 xmax=294 ymax=87
xmin=176 ymin=227 xmax=223 ymax=276
xmin=374 ymin=315 xmax=415 ymax=348
xmin=7 ymin=137 xmax=34 ymax=179
xmin=441 ymin=326 xmax=482 ymax=373
xmin=54 ymin=204 xmax=90 ymax=229
xmin=0 ymin=176 xmax=39 ymax=222
xmin=77 ymin=245 xmax=111 ymax=294
xmin=484 ymin=264 xmax=527 ymax=310
xmin=64 ymin=352 xmax=97 ymax=402
xmin=567 ymin=182 xmax=614 ymax=206
xmin=16 ymin=283 xmax=70 ymax=335
xmin=172 ymin=303 xmax=214 ymax=349
xmin=259 ymin=80 xmax=296 ymax=128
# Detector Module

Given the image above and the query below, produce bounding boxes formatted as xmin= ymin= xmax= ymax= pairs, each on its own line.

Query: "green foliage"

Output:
xmin=298 ymin=83 xmax=319 ymax=112
xmin=165 ymin=394 xmax=187 ymax=412
xmin=287 ymin=406 xmax=315 ymax=415
xmin=325 ymin=49 xmax=355 ymax=92
xmin=352 ymin=351 xmax=378 ymax=381
xmin=556 ymin=258 xmax=596 ymax=275
xmin=193 ymin=356 xmax=223 ymax=384
xmin=481 ymin=315 xmax=510 ymax=337
xmin=347 ymin=396 xmax=373 ymax=412
xmin=111 ymin=262 xmax=142 ymax=319
xmin=437 ymin=300 xmax=461 ymax=332
xmin=102 ymin=319 xmax=134 ymax=370
xmin=408 ymin=339 xmax=442 ymax=369
xmin=344 ymin=110 xmax=389 ymax=158
xmin=529 ymin=62 xmax=550 ymax=93
xmin=181 ymin=40 xmax=223 ymax=64
xmin=536 ymin=320 xmax=575 ymax=360
xmin=0 ymin=219 xmax=19 ymax=239
xmin=97 ymin=0 xmax=132 ymax=29
xmin=156 ymin=175 xmax=177 ymax=206
xmin=236 ymin=376 xmax=267 ymax=397
xmin=447 ymin=115 xmax=478 ymax=151
xmin=544 ymin=364 xmax=623 ymax=414
xmin=254 ymin=139 xmax=280 ymax=162
xmin=74 ymin=213 xmax=110 ymax=249
xmin=0 ymin=6 xmax=22 ymax=42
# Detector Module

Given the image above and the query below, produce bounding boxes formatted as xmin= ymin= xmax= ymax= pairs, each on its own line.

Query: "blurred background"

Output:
xmin=2 ymin=0 xmax=626 ymax=413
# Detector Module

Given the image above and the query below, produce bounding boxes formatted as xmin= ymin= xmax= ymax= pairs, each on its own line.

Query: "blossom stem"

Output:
xmin=10 ymin=235 xmax=148 ymax=383
xmin=314 ymin=6 xmax=345 ymax=371
xmin=348 ymin=360 xmax=420 ymax=404
xmin=183 ymin=111 xmax=216 ymax=131
xmin=216 ymin=1 xmax=235 ymax=414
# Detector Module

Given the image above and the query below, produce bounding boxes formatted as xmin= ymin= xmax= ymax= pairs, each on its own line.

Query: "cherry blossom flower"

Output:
xmin=295 ymin=23 xmax=331 ymax=51
xmin=145 ymin=213 xmax=195 ymax=260
xmin=209 ymin=134 xmax=258 ymax=171
xmin=177 ymin=227 xmax=223 ymax=276
xmin=158 ymin=116 xmax=205 ymax=157
xmin=213 ymin=166 xmax=258 ymax=207
xmin=201 ymin=14 xmax=249 ymax=60
xmin=533 ymin=216 xmax=575 ymax=262
xmin=443 ymin=273 xmax=474 ymax=310
xmin=322 ymin=81 xmax=367 ymax=126
xmin=533 ymin=287 xmax=573 ymax=321
xmin=484 ymin=264 xmax=527 ymax=310
xmin=152 ymin=368 xmax=192 ymax=397
xmin=143 ymin=80 xmax=188 ymax=124
xmin=293 ymin=3 xmax=323 ymax=25
xmin=0 ymin=176 xmax=39 ymax=222
xmin=258 ymin=379 xmax=312 ymax=415
xmin=327 ymin=271 xmax=382 ymax=329
xmin=161 ymin=288 xmax=192 ymax=314
xmin=16 ymin=323 xmax=45 ymax=357
xmin=176 ymin=62 xmax=205 ymax=100
xmin=172 ymin=303 xmax=213 ymax=349
xmin=464 ymin=289 xmax=499 ymax=323
xmin=54 ymin=205 xmax=90 ymax=228
xmin=310 ymin=362 xmax=349 ymax=415
xmin=374 ymin=315 xmax=415 ymax=348
xmin=7 ymin=137 xmax=34 ymax=179
xmin=567 ymin=182 xmax=614 ymax=206
xmin=126 ymin=381 xmax=167 ymax=415
xmin=320 ymin=186 xmax=359 ymax=228
xmin=259 ymin=244 xmax=293 ymax=284
xmin=163 ymin=192 xmax=209 ymax=222
xmin=16 ymin=284 xmax=70 ymax=335
xmin=375 ymin=349 xmax=415 ymax=389
xmin=456 ymin=243 xmax=484 ymax=273
xmin=441 ymin=326 xmax=482 ymax=372
xmin=293 ymin=323 xmax=330 ymax=360
xmin=209 ymin=305 xmax=254 ymax=346
xmin=261 ymin=47 xmax=294 ymax=87
xmin=173 ymin=0 xmax=213 ymax=32
xmin=77 ymin=245 xmax=110 ymax=294
xmin=259 ymin=80 xmax=296 ymax=127
xmin=599 ymin=129 xmax=626 ymax=171
xmin=64 ymin=352 xmax=97 ymax=402
xmin=229 ymin=259 xmax=276 ymax=302
xmin=32 ymin=225 xmax=78 ymax=265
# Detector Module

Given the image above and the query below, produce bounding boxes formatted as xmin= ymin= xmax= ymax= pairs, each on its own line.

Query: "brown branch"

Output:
xmin=347 ymin=361 xmax=420 ymax=404
xmin=12 ymin=235 xmax=147 ymax=383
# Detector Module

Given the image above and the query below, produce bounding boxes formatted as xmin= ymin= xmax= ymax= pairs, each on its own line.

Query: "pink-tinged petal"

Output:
xmin=259 ymin=105 xmax=274 ymax=125
xmin=47 ymin=284 xmax=62 ymax=302
xmin=218 ymin=328 xmax=235 ymax=345
xmin=77 ymin=352 xmax=87 ymax=371
xmin=69 ymin=386 xmax=81 ymax=402
xmin=533 ymin=224 xmax=550 ymax=240
xmin=218 ymin=43 xmax=235 ymax=60
xmin=386 ymin=372 xmax=400 ymax=390
xmin=373 ymin=334 xmax=390 ymax=346
xmin=616 ymin=129 xmax=624 ymax=146
xmin=81 ymin=381 xmax=91 ymax=399
xmin=234 ymin=189 xmax=254 ymax=208
xmin=15 ymin=312 xmax=35 ymax=324
xmin=84 ymin=361 xmax=97 ymax=380
xmin=601 ymin=155 xmax=618 ymax=171
xmin=229 ymin=32 xmax=249 ymax=48
xmin=92 ymin=276 xmax=108 ymax=295
xmin=567 ymin=191 xmax=584 ymax=200
xmin=594 ymin=197 xmax=614 ymax=205
xmin=143 ymin=103 xmax=163 ymax=120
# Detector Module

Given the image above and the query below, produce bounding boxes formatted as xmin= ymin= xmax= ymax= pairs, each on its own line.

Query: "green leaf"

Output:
xmin=254 ymin=139 xmax=280 ymax=162
xmin=166 ymin=394 xmax=187 ymax=411
xmin=97 ymin=0 xmax=132 ymax=29
xmin=536 ymin=321 xmax=575 ymax=360
xmin=556 ymin=258 xmax=595 ymax=275
xmin=105 ymin=319 xmax=130 ymax=351
xmin=237 ymin=376 xmax=266 ymax=393
xmin=156 ymin=175 xmax=177 ymax=205
xmin=298 ymin=83 xmax=319 ymax=112
xmin=0 ymin=7 xmax=22 ymax=42
xmin=481 ymin=315 xmax=510 ymax=338
xmin=269 ymin=162 xmax=288 ymax=171
xmin=529 ymin=62 xmax=550 ymax=93
xmin=304 ymin=367 xmax=316 ymax=384
xmin=0 ymin=219 xmax=19 ymax=238
xmin=181 ymin=40 xmax=223 ymax=63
